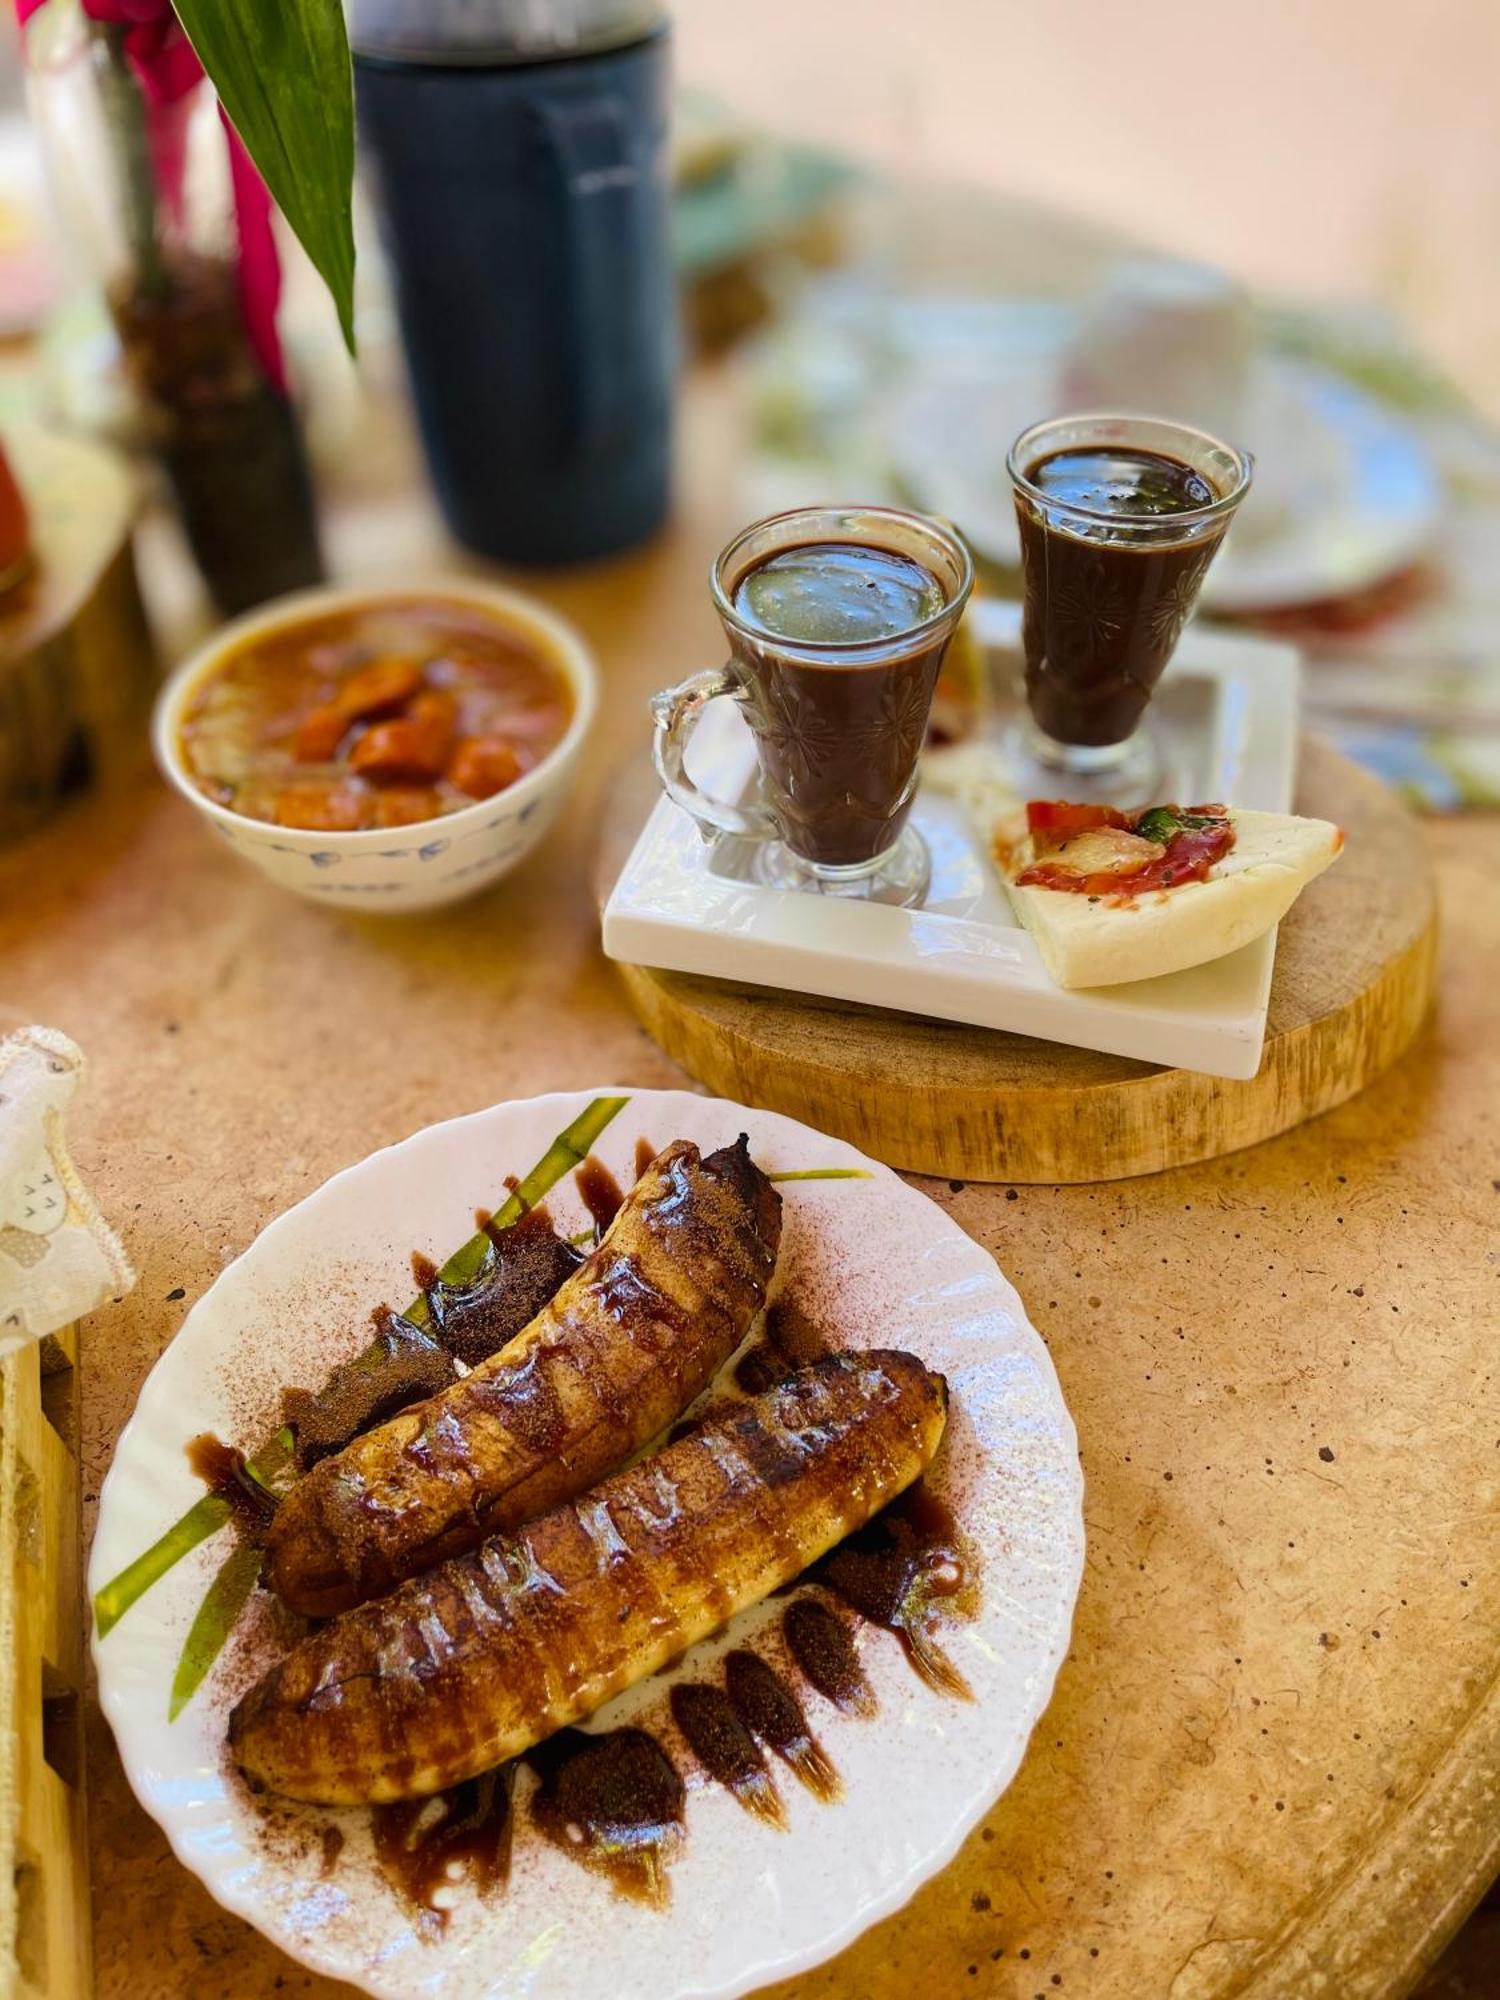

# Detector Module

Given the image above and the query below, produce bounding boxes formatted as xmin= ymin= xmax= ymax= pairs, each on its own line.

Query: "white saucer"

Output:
xmin=603 ymin=602 xmax=1302 ymax=1081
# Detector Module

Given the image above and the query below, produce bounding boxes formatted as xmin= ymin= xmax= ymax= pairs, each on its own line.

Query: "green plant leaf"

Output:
xmin=171 ymin=0 xmax=357 ymax=353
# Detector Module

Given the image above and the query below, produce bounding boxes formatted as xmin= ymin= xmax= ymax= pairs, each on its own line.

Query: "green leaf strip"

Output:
xmin=93 ymin=1492 xmax=230 ymax=1639
xmin=169 ymin=1541 xmax=264 ymax=1721
xmin=405 ymin=1095 xmax=632 ymax=1323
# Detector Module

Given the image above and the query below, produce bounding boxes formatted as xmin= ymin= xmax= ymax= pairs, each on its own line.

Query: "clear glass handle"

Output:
xmin=650 ymin=665 xmax=782 ymax=843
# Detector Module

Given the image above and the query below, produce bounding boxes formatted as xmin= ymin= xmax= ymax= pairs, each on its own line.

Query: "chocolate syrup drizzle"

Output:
xmin=354 ymin=1474 xmax=974 ymax=1927
xmin=573 ymin=1156 xmax=626 ymax=1237
xmin=210 ymin=1144 xmax=975 ymax=1927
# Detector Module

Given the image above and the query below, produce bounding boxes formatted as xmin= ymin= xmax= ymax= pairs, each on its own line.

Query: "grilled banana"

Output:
xmin=263 ymin=1137 xmax=781 ymax=1617
xmin=231 ymin=1350 xmax=947 ymax=1803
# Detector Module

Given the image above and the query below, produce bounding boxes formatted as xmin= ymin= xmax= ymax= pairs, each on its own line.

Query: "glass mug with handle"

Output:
xmin=652 ymin=505 xmax=974 ymax=908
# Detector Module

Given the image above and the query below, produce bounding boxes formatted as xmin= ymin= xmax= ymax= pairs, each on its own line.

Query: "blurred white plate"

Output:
xmin=91 ymin=1087 xmax=1084 ymax=2000
xmin=605 ymin=602 xmax=1302 ymax=1081
xmin=886 ymin=340 xmax=1441 ymax=613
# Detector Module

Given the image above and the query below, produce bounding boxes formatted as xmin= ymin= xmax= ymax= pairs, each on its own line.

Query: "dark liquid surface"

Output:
xmin=732 ymin=543 xmax=945 ymax=647
xmin=728 ymin=541 xmax=952 ymax=866
xmin=1017 ymin=446 xmax=1229 ymax=747
xmin=1025 ymin=446 xmax=1215 ymax=518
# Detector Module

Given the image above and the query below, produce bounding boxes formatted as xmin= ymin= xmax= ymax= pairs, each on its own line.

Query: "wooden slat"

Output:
xmin=1 ymin=1324 xmax=92 ymax=2000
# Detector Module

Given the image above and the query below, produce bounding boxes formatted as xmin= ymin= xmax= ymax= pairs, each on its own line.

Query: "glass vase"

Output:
xmin=23 ymin=2 xmax=325 ymax=616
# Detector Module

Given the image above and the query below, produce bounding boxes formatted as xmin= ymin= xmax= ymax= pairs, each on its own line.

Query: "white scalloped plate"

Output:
xmin=90 ymin=1088 xmax=1084 ymax=2000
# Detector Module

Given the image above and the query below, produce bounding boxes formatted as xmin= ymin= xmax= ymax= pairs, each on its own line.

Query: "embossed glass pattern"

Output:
xmin=1007 ymin=415 xmax=1251 ymax=797
xmin=653 ymin=506 xmax=973 ymax=908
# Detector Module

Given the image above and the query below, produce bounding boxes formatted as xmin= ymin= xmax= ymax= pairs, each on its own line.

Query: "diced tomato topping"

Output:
xmin=272 ymin=781 xmax=368 ymax=831
xmin=1016 ymin=816 xmax=1235 ymax=898
xmin=1026 ymin=800 xmax=1130 ymax=836
xmin=337 ymin=655 xmax=425 ymax=720
xmin=447 ymin=735 xmax=525 ymax=800
xmin=349 ymin=690 xmax=456 ymax=784
xmin=292 ymin=702 xmax=350 ymax=763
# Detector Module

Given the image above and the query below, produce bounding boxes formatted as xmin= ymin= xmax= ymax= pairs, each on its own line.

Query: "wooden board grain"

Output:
xmin=600 ymin=737 xmax=1438 ymax=1182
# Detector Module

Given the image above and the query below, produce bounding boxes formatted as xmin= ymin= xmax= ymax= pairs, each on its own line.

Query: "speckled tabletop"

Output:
xmin=2 ymin=362 xmax=1495 ymax=2000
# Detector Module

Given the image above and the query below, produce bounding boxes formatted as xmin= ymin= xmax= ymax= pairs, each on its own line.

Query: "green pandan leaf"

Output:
xmin=171 ymin=0 xmax=357 ymax=353
xmin=405 ymin=1095 xmax=633 ymax=1321
xmin=169 ymin=1540 xmax=264 ymax=1720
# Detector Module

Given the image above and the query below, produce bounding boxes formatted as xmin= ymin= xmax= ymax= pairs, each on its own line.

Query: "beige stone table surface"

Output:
xmin=0 ymin=364 xmax=1495 ymax=2000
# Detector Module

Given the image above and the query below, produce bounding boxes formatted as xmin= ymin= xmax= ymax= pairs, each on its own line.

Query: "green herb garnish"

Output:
xmin=1134 ymin=807 xmax=1222 ymax=844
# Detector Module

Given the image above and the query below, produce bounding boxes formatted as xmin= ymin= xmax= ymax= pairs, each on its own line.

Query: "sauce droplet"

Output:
xmin=634 ymin=1136 xmax=659 ymax=1181
xmin=495 ymin=1174 xmax=553 ymax=1232
xmin=724 ymin=1648 xmax=839 ymax=1801
xmin=527 ymin=1728 xmax=684 ymax=1904
xmin=784 ymin=1596 xmax=875 ymax=1714
xmin=669 ymin=1681 xmax=785 ymax=1827
xmin=816 ymin=1482 xmax=976 ymax=1699
xmin=184 ymin=1434 xmax=277 ymax=1538
xmin=574 ymin=1155 xmax=626 ymax=1237
xmin=371 ymin=1766 xmax=515 ymax=1929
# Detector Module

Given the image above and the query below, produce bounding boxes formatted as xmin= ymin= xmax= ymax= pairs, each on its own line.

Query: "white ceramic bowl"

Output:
xmin=153 ymin=578 xmax=599 ymax=913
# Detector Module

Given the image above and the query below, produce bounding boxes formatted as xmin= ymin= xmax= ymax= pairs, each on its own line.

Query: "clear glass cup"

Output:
xmin=1006 ymin=414 xmax=1252 ymax=803
xmin=651 ymin=504 xmax=973 ymax=907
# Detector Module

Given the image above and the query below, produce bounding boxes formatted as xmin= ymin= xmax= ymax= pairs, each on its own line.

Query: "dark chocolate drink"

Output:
xmin=1016 ymin=445 xmax=1230 ymax=748
xmin=727 ymin=542 xmax=951 ymax=865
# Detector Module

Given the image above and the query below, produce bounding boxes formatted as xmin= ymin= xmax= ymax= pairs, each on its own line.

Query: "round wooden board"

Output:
xmin=598 ymin=737 xmax=1438 ymax=1183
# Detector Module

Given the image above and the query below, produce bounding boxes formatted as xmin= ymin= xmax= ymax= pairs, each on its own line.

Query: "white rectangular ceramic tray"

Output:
xmin=603 ymin=600 xmax=1301 ymax=1079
